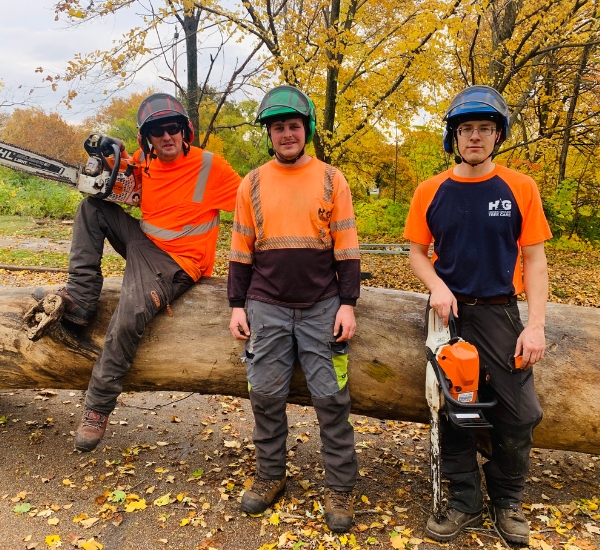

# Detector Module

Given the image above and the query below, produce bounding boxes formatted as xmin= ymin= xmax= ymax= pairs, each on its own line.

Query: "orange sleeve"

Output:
xmin=229 ymin=176 xmax=255 ymax=265
xmin=205 ymin=155 xmax=242 ymax=212
xmin=510 ymin=173 xmax=552 ymax=246
xmin=403 ymin=182 xmax=433 ymax=245
xmin=331 ymin=171 xmax=360 ymax=260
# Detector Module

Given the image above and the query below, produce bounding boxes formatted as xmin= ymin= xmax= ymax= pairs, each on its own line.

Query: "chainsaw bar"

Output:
xmin=0 ymin=140 xmax=79 ymax=185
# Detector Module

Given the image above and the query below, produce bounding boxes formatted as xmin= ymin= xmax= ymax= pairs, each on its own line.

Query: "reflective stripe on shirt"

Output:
xmin=192 ymin=152 xmax=214 ymax=202
xmin=141 ymin=212 xmax=219 ymax=240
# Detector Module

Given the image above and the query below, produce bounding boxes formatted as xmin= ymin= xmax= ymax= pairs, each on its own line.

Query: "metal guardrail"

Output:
xmin=359 ymin=243 xmax=411 ymax=255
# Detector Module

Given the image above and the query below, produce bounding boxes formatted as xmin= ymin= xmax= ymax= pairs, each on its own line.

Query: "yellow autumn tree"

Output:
xmin=1 ymin=108 xmax=89 ymax=165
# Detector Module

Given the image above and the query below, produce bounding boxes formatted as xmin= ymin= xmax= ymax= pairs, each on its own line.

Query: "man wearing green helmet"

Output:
xmin=404 ymin=85 xmax=552 ymax=544
xmin=227 ymin=85 xmax=361 ymax=533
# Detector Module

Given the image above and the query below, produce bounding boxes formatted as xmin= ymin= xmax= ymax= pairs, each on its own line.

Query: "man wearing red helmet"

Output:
xmin=403 ymin=86 xmax=552 ymax=544
xmin=59 ymin=92 xmax=240 ymax=452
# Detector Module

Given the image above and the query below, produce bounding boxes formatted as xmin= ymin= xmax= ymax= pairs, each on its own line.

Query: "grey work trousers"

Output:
xmin=244 ymin=297 xmax=358 ymax=491
xmin=67 ymin=198 xmax=194 ymax=414
xmin=429 ymin=299 xmax=543 ymax=512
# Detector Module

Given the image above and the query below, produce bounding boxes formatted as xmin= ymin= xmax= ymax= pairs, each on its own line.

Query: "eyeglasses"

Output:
xmin=147 ymin=123 xmax=183 ymax=138
xmin=457 ymin=126 xmax=497 ymax=137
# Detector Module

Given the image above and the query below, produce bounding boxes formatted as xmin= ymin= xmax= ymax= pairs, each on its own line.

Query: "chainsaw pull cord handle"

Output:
xmin=94 ymin=139 xmax=121 ymax=200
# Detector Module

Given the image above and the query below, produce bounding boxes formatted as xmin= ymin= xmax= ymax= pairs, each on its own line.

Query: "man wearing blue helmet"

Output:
xmin=403 ymin=85 xmax=552 ymax=544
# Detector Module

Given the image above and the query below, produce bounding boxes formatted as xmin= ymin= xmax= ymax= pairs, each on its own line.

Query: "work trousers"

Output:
xmin=430 ymin=299 xmax=543 ymax=512
xmin=67 ymin=197 xmax=194 ymax=414
xmin=244 ymin=297 xmax=358 ymax=491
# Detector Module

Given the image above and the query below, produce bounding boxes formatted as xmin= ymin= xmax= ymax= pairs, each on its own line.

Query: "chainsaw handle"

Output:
xmin=94 ymin=140 xmax=121 ymax=199
xmin=447 ymin=310 xmax=459 ymax=340
xmin=426 ymin=349 xmax=498 ymax=410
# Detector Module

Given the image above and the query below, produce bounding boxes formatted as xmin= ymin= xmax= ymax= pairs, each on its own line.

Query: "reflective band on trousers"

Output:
xmin=141 ymin=212 xmax=219 ymax=240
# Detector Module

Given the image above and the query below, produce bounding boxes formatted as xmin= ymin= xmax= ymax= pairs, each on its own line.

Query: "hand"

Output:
xmin=514 ymin=323 xmax=545 ymax=369
xmin=99 ymin=136 xmax=125 ymax=156
xmin=229 ymin=307 xmax=250 ymax=340
xmin=333 ymin=304 xmax=356 ymax=342
xmin=429 ymin=281 xmax=458 ymax=327
xmin=84 ymin=134 xmax=126 ymax=157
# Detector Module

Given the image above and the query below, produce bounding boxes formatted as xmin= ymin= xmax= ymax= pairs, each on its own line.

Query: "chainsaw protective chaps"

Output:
xmin=69 ymin=198 xmax=194 ymax=414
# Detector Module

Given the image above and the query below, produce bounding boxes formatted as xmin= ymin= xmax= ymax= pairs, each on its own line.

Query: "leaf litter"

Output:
xmin=0 ymin=234 xmax=598 ymax=548
xmin=0 ymin=390 xmax=598 ymax=549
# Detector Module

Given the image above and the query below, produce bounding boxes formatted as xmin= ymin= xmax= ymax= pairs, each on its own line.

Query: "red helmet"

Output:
xmin=137 ymin=93 xmax=194 ymax=152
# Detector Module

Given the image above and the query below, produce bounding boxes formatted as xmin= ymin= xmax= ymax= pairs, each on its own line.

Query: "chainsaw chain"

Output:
xmin=0 ymin=139 xmax=79 ymax=186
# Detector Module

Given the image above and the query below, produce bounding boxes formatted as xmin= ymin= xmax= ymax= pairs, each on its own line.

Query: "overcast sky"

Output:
xmin=0 ymin=0 xmax=255 ymax=123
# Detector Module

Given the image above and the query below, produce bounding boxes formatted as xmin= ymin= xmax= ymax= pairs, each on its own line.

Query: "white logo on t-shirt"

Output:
xmin=489 ymin=199 xmax=512 ymax=217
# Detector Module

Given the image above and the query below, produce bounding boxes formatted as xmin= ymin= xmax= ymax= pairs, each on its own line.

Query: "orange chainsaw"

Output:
xmin=0 ymin=134 xmax=142 ymax=205
xmin=425 ymin=308 xmax=496 ymax=521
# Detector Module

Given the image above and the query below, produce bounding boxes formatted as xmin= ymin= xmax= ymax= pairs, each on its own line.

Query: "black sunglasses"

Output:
xmin=147 ymin=123 xmax=183 ymax=138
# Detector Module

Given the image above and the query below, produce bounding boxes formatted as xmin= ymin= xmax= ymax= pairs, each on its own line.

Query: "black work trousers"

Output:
xmin=67 ymin=198 xmax=194 ymax=414
xmin=430 ymin=299 xmax=543 ymax=512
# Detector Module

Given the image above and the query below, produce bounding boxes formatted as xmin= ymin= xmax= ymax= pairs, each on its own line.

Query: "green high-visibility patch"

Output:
xmin=332 ymin=354 xmax=349 ymax=390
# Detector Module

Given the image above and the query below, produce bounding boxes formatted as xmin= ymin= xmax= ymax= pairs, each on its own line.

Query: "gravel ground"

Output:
xmin=0 ymin=389 xmax=598 ymax=550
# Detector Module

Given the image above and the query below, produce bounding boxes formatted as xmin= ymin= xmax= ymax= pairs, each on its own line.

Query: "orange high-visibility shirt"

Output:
xmin=132 ymin=147 xmax=241 ymax=281
xmin=228 ymin=158 xmax=360 ymax=307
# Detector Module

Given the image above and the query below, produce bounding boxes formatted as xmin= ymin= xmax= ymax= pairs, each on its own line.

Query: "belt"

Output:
xmin=454 ymin=293 xmax=514 ymax=306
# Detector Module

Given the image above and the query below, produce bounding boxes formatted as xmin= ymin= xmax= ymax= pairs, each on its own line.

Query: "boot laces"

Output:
xmin=252 ymin=477 xmax=281 ymax=494
xmin=328 ymin=489 xmax=352 ymax=509
xmin=82 ymin=409 xmax=107 ymax=431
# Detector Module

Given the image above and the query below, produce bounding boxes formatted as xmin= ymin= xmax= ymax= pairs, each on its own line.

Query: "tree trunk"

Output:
xmin=183 ymin=10 xmax=200 ymax=146
xmin=1 ymin=278 xmax=599 ymax=455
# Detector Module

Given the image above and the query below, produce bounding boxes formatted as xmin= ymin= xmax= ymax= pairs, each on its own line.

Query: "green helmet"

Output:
xmin=256 ymin=85 xmax=316 ymax=143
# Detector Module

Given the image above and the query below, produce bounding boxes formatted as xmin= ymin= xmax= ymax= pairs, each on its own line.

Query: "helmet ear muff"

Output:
xmin=137 ymin=132 xmax=151 ymax=156
xmin=184 ymin=121 xmax=194 ymax=144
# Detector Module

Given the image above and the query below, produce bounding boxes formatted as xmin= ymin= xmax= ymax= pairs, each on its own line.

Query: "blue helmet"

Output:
xmin=442 ymin=85 xmax=510 ymax=154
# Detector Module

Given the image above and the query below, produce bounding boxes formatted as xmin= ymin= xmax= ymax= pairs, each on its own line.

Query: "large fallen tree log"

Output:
xmin=1 ymin=278 xmax=599 ymax=454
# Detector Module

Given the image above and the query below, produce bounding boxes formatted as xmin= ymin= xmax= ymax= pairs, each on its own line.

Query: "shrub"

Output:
xmin=0 ymin=167 xmax=82 ymax=219
xmin=353 ymin=198 xmax=409 ymax=241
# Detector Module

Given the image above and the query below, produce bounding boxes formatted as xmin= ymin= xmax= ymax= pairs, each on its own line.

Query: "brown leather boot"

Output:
xmin=74 ymin=407 xmax=109 ymax=452
xmin=425 ymin=508 xmax=483 ymax=541
xmin=56 ymin=287 xmax=94 ymax=326
xmin=491 ymin=505 xmax=530 ymax=545
xmin=241 ymin=476 xmax=286 ymax=514
xmin=324 ymin=488 xmax=354 ymax=533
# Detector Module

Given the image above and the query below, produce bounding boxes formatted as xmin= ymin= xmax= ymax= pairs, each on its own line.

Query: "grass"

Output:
xmin=0 ymin=248 xmax=125 ymax=276
xmin=0 ymin=215 xmax=74 ymax=240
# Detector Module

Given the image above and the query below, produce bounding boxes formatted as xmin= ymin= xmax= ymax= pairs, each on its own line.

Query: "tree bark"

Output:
xmin=1 ymin=278 xmax=599 ymax=455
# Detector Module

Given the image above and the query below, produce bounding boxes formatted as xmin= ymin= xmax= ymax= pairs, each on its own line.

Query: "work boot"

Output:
xmin=491 ymin=505 xmax=530 ymax=545
xmin=425 ymin=508 xmax=482 ymax=541
xmin=241 ymin=476 xmax=286 ymax=514
xmin=324 ymin=488 xmax=354 ymax=533
xmin=56 ymin=287 xmax=94 ymax=326
xmin=74 ymin=407 xmax=109 ymax=452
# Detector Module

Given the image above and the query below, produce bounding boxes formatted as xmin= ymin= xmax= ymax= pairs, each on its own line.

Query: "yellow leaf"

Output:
xmin=154 ymin=493 xmax=171 ymax=507
xmin=390 ymin=535 xmax=409 ymax=549
xmin=48 ymin=517 xmax=59 ymax=526
xmin=81 ymin=540 xmax=103 ymax=550
xmin=62 ymin=479 xmax=73 ymax=486
xmin=268 ymin=513 xmax=280 ymax=525
xmin=45 ymin=534 xmax=61 ymax=547
xmin=180 ymin=518 xmax=190 ymax=526
xmin=73 ymin=513 xmax=89 ymax=523
xmin=361 ymin=495 xmax=371 ymax=504
xmin=125 ymin=499 xmax=147 ymax=513
xmin=80 ymin=517 xmax=100 ymax=529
